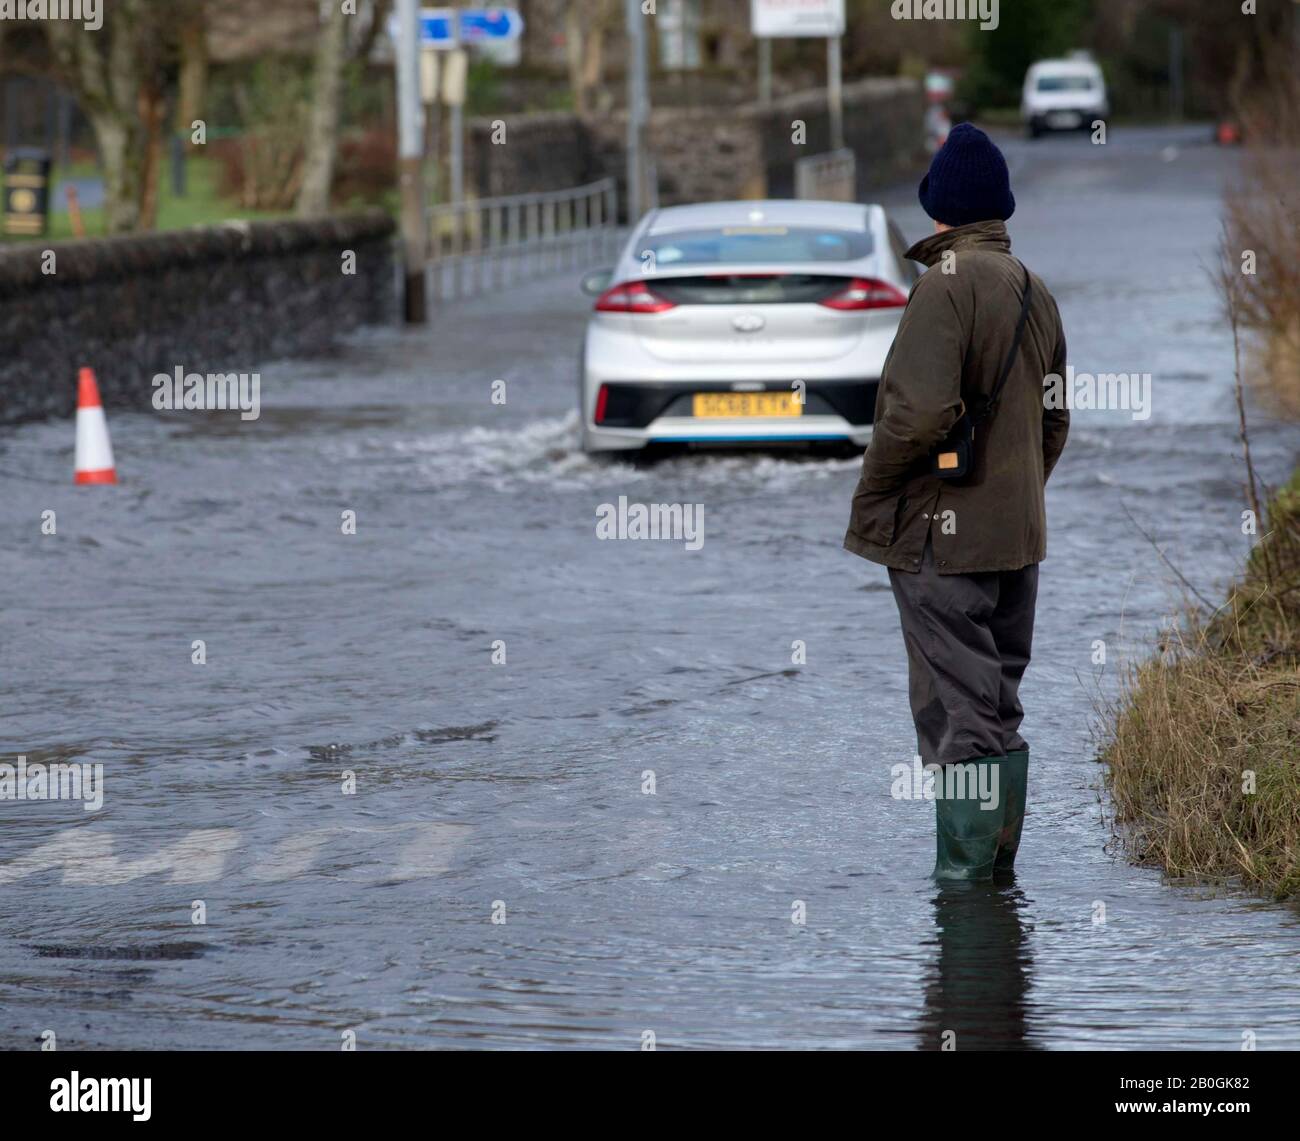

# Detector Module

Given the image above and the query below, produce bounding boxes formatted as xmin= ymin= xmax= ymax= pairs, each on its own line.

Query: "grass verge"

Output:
xmin=1102 ymin=469 xmax=1300 ymax=899
xmin=0 ymin=156 xmax=286 ymax=245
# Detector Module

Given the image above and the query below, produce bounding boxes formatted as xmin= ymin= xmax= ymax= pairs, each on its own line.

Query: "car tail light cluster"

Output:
xmin=594 ymin=281 xmax=676 ymax=313
xmin=594 ymin=384 xmax=609 ymax=424
xmin=818 ymin=277 xmax=909 ymax=310
xmin=594 ymin=275 xmax=906 ymax=313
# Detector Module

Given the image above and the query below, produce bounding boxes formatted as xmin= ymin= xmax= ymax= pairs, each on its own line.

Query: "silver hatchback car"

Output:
xmin=579 ymin=199 xmax=918 ymax=453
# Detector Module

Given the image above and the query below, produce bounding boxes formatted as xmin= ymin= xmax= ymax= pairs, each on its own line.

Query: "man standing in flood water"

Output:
xmin=844 ymin=123 xmax=1069 ymax=880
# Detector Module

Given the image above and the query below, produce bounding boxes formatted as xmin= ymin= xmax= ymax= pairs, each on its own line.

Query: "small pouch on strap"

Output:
xmin=931 ymin=401 xmax=971 ymax=478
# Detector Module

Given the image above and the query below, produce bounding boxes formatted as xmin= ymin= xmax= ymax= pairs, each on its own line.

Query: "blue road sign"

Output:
xmin=419 ymin=8 xmax=457 ymax=47
xmin=459 ymin=8 xmax=524 ymax=43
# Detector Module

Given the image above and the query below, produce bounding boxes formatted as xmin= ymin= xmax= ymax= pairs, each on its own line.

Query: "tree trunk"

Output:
xmin=583 ymin=19 xmax=608 ymax=97
xmin=104 ymin=0 xmax=148 ymax=232
xmin=45 ymin=1 xmax=152 ymax=235
xmin=175 ymin=7 xmax=209 ymax=151
xmin=566 ymin=5 xmax=588 ymax=115
xmin=296 ymin=1 xmax=348 ymax=217
xmin=88 ymin=109 xmax=143 ymax=234
xmin=568 ymin=0 xmax=614 ymax=116
xmin=137 ymin=78 xmax=166 ymax=231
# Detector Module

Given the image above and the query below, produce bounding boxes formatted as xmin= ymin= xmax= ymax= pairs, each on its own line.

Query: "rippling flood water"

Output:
xmin=2 ymin=127 xmax=1297 ymax=1049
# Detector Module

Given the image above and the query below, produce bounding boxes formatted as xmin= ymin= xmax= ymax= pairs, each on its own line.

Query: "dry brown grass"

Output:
xmin=1223 ymin=39 xmax=1300 ymax=417
xmin=1103 ymin=474 xmax=1300 ymax=900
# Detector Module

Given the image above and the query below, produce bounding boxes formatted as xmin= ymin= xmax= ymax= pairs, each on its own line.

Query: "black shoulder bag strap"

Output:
xmin=973 ymin=260 xmax=1034 ymax=429
xmin=931 ymin=259 xmax=1035 ymax=479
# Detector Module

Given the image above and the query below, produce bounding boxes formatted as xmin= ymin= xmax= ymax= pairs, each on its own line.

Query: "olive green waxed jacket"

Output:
xmin=843 ymin=220 xmax=1069 ymax=574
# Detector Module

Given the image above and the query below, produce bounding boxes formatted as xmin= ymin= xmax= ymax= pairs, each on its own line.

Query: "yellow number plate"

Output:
xmin=692 ymin=391 xmax=802 ymax=418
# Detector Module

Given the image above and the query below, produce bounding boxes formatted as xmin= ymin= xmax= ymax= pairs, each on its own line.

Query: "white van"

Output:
xmin=1021 ymin=56 xmax=1108 ymax=138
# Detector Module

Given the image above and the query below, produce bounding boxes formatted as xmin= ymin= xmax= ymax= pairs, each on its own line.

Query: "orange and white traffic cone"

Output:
xmin=74 ymin=367 xmax=117 ymax=485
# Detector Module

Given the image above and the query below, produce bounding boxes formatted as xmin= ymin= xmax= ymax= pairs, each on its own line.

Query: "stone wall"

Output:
xmin=756 ymin=77 xmax=929 ymax=199
xmin=641 ymin=106 xmax=769 ymax=203
xmin=466 ymin=111 xmax=602 ymax=197
xmin=470 ymin=76 xmax=925 ymax=213
xmin=0 ymin=211 xmax=396 ymax=424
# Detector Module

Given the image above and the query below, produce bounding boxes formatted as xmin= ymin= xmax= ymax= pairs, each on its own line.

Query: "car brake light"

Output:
xmin=818 ymin=277 xmax=909 ymax=310
xmin=594 ymin=383 xmax=609 ymax=424
xmin=594 ymin=281 xmax=676 ymax=313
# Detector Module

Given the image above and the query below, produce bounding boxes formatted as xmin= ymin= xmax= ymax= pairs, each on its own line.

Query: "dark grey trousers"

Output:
xmin=888 ymin=539 xmax=1039 ymax=768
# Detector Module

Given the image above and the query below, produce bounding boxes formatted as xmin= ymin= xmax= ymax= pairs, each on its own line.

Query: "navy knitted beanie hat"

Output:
xmin=918 ymin=122 xmax=1016 ymax=227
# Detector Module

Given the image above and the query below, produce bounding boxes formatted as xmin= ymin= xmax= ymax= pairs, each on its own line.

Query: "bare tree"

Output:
xmin=174 ymin=0 xmax=210 ymax=153
xmin=46 ymin=3 xmax=148 ymax=233
xmin=565 ymin=0 xmax=616 ymax=116
xmin=45 ymin=0 xmax=199 ymax=233
xmin=297 ymin=0 xmax=391 ymax=217
xmin=296 ymin=1 xmax=349 ymax=216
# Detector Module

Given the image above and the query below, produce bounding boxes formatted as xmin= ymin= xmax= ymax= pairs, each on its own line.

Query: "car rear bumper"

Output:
xmin=1025 ymin=108 xmax=1107 ymax=131
xmin=582 ymin=378 xmax=878 ymax=452
xmin=585 ymin=417 xmax=869 ymax=451
xmin=595 ymin=377 xmax=876 ymax=427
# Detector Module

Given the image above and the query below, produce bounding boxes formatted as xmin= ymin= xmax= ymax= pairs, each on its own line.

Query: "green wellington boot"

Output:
xmin=933 ymin=757 xmax=1006 ymax=881
xmin=994 ymin=749 xmax=1029 ymax=873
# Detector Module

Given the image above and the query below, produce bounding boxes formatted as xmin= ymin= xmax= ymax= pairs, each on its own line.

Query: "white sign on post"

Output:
xmin=441 ymin=48 xmax=469 ymax=107
xmin=419 ymin=49 xmax=440 ymax=104
xmin=751 ymin=0 xmax=845 ymax=38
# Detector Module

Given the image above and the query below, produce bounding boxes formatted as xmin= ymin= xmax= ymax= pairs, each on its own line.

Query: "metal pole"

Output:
xmin=420 ymin=47 xmax=441 ymax=202
xmin=171 ymin=133 xmax=187 ymax=198
xmin=758 ymin=37 xmax=772 ymax=107
xmin=57 ymin=89 xmax=73 ymax=170
xmin=43 ymin=78 xmax=56 ymax=151
xmin=4 ymin=78 xmax=19 ymax=152
xmin=429 ymin=100 xmax=442 ymax=200
xmin=449 ymin=100 xmax=463 ymax=205
xmin=678 ymin=0 xmax=687 ymax=72
xmin=395 ymin=0 xmax=427 ymax=323
xmin=606 ymin=179 xmax=618 ymax=258
xmin=1168 ymin=26 xmax=1184 ymax=123
xmin=625 ymin=0 xmax=649 ymax=224
xmin=827 ymin=35 xmax=843 ymax=151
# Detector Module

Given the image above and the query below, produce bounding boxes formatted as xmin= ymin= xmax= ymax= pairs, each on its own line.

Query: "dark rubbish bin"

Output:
xmin=3 ymin=147 xmax=53 ymax=237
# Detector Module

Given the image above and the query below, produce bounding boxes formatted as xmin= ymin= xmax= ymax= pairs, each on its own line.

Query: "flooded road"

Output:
xmin=2 ymin=125 xmax=1297 ymax=1049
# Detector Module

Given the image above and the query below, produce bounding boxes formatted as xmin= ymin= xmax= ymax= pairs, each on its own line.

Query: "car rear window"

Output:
xmin=1036 ymin=75 xmax=1096 ymax=92
xmin=647 ymin=274 xmax=854 ymax=305
xmin=642 ymin=225 xmax=872 ymax=267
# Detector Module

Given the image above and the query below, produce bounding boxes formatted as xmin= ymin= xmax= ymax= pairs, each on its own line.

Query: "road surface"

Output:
xmin=1 ymin=125 xmax=1296 ymax=1049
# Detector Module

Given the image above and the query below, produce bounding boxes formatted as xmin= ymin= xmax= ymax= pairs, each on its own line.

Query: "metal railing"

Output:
xmin=426 ymin=177 xmax=620 ymax=302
